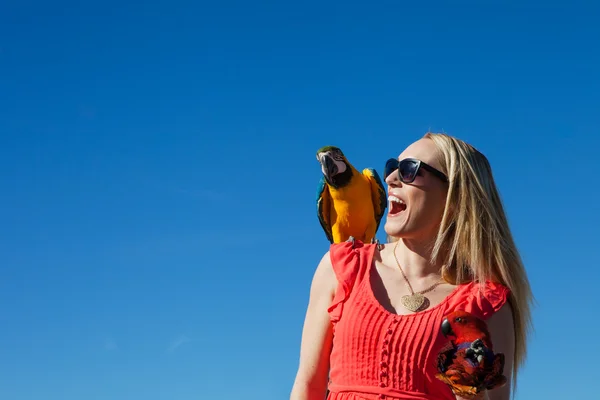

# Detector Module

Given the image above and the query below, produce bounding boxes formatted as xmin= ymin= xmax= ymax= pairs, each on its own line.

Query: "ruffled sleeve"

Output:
xmin=446 ymin=280 xmax=511 ymax=320
xmin=326 ymin=241 xmax=372 ymax=323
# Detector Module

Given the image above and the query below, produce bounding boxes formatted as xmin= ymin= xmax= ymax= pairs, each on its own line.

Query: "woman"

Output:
xmin=290 ymin=133 xmax=533 ymax=400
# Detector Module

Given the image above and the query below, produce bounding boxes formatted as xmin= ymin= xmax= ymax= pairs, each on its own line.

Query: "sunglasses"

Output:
xmin=384 ymin=158 xmax=449 ymax=183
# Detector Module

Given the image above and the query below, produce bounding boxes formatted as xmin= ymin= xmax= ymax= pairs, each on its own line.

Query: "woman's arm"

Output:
xmin=455 ymin=302 xmax=516 ymax=400
xmin=290 ymin=252 xmax=338 ymax=400
xmin=485 ymin=302 xmax=515 ymax=400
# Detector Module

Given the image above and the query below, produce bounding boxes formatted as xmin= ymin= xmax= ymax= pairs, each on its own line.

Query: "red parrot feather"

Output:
xmin=435 ymin=310 xmax=507 ymax=399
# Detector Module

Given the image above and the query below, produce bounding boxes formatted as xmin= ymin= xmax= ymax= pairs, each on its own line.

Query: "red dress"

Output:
xmin=326 ymin=241 xmax=510 ymax=400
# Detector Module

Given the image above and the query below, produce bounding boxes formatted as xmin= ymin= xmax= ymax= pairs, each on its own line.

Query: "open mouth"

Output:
xmin=388 ymin=195 xmax=406 ymax=216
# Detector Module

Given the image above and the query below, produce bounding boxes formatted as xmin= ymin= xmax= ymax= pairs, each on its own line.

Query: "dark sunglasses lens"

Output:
xmin=384 ymin=159 xmax=399 ymax=179
xmin=398 ymin=159 xmax=419 ymax=182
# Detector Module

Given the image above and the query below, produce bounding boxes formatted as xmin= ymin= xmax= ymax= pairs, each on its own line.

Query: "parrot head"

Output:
xmin=316 ymin=146 xmax=354 ymax=189
xmin=441 ymin=310 xmax=493 ymax=347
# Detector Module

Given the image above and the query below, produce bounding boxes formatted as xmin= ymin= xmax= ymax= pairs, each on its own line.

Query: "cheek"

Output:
xmin=426 ymin=189 xmax=446 ymax=210
xmin=408 ymin=189 xmax=446 ymax=222
xmin=427 ymin=192 xmax=447 ymax=223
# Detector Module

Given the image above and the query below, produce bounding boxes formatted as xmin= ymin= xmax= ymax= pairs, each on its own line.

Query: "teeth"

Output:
xmin=389 ymin=195 xmax=405 ymax=204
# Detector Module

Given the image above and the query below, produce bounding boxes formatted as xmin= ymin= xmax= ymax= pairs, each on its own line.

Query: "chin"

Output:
xmin=384 ymin=222 xmax=408 ymax=239
xmin=385 ymin=220 xmax=424 ymax=241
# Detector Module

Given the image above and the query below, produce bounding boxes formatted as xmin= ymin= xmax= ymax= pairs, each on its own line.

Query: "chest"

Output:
xmin=371 ymin=262 xmax=457 ymax=316
xmin=332 ymin=277 xmax=452 ymax=375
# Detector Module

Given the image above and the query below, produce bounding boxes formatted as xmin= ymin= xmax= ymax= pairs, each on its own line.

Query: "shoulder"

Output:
xmin=449 ymin=280 xmax=511 ymax=321
xmin=313 ymin=240 xmax=379 ymax=287
xmin=315 ymin=241 xmax=378 ymax=322
xmin=310 ymin=250 xmax=337 ymax=300
xmin=472 ymin=280 xmax=513 ymax=331
xmin=311 ymin=242 xmax=360 ymax=279
xmin=329 ymin=241 xmax=362 ymax=264
xmin=487 ymin=299 xmax=514 ymax=332
xmin=327 ymin=240 xmax=378 ymax=282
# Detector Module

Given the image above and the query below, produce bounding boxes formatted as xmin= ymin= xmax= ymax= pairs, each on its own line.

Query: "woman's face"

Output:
xmin=384 ymin=138 xmax=449 ymax=241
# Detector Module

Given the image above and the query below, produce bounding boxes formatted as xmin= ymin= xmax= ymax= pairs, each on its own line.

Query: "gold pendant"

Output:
xmin=401 ymin=293 xmax=425 ymax=312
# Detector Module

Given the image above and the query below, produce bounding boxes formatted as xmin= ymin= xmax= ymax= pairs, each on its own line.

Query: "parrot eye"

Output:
xmin=455 ymin=317 xmax=462 ymax=323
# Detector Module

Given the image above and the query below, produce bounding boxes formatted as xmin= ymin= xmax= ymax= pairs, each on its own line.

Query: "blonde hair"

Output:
xmin=391 ymin=132 xmax=534 ymax=392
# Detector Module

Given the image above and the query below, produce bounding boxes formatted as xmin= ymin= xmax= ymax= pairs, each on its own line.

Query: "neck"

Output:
xmin=392 ymin=237 xmax=444 ymax=279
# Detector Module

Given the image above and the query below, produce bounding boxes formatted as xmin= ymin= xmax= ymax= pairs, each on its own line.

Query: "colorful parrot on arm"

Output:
xmin=315 ymin=146 xmax=387 ymax=245
xmin=435 ymin=310 xmax=507 ymax=399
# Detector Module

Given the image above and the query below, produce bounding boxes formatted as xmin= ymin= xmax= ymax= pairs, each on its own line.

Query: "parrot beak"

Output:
xmin=320 ymin=154 xmax=338 ymax=179
xmin=441 ymin=318 xmax=454 ymax=337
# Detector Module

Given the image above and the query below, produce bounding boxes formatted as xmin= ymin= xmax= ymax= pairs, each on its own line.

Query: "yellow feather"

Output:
xmin=327 ymin=168 xmax=379 ymax=243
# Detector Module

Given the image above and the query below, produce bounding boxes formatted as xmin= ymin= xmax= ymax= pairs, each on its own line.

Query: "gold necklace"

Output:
xmin=393 ymin=240 xmax=445 ymax=312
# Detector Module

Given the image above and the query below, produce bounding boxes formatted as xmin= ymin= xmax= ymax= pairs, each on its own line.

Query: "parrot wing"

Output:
xmin=316 ymin=176 xmax=334 ymax=243
xmin=435 ymin=353 xmax=483 ymax=400
xmin=362 ymin=168 xmax=387 ymax=231
xmin=436 ymin=345 xmax=507 ymax=398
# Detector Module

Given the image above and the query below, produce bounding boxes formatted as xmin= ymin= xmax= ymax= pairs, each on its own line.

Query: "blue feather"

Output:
xmin=316 ymin=175 xmax=326 ymax=202
xmin=316 ymin=176 xmax=333 ymax=243
xmin=364 ymin=168 xmax=388 ymax=232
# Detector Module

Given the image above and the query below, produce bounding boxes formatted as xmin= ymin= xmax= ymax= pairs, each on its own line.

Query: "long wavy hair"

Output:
xmin=391 ymin=132 xmax=534 ymax=392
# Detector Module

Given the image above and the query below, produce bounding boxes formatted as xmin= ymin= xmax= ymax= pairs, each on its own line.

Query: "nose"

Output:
xmin=385 ymin=168 xmax=401 ymax=187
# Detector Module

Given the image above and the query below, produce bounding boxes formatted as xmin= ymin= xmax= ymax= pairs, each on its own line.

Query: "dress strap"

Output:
xmin=327 ymin=240 xmax=377 ymax=323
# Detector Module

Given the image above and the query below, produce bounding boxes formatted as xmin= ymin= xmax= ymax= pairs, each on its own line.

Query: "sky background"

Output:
xmin=1 ymin=1 xmax=599 ymax=399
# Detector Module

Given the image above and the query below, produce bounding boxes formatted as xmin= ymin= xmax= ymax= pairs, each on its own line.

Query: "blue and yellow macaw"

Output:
xmin=316 ymin=146 xmax=387 ymax=244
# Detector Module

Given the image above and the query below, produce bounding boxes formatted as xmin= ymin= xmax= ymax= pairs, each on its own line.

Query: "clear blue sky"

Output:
xmin=1 ymin=1 xmax=598 ymax=399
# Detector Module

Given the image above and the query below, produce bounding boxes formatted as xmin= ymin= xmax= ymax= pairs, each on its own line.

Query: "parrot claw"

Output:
xmin=346 ymin=236 xmax=356 ymax=248
xmin=370 ymin=238 xmax=383 ymax=250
